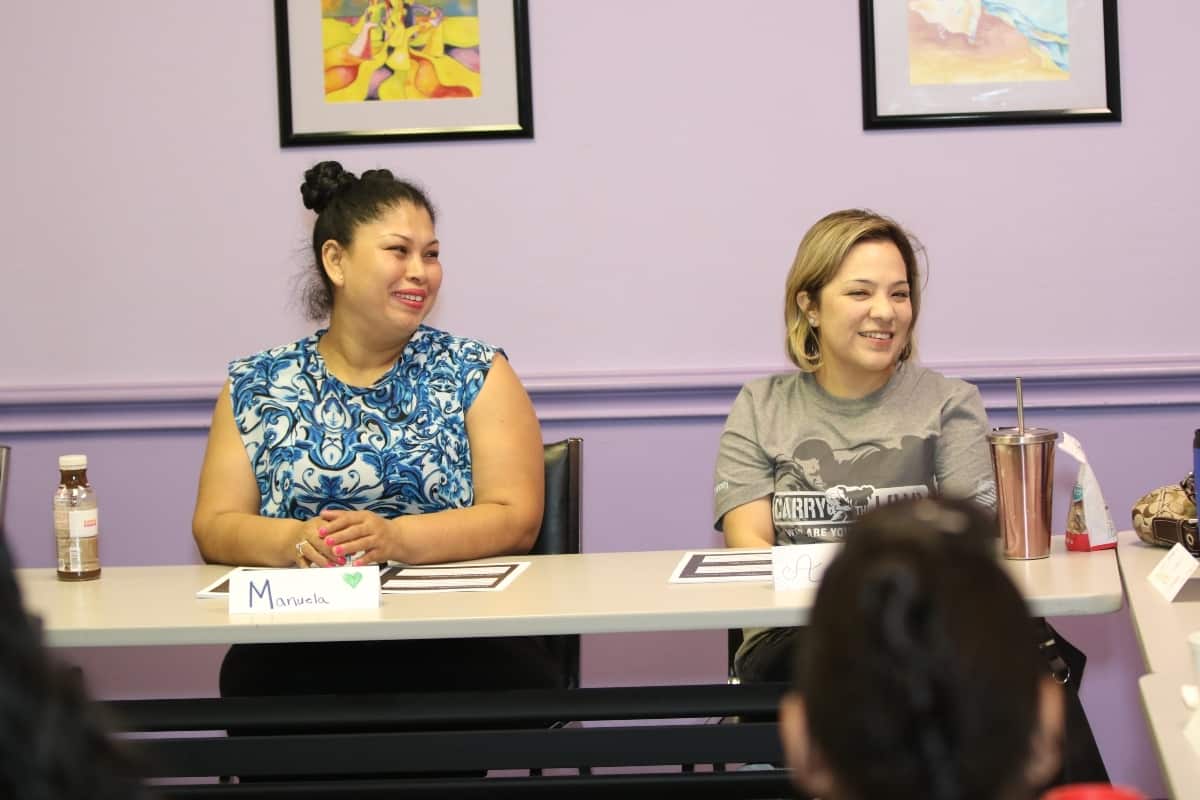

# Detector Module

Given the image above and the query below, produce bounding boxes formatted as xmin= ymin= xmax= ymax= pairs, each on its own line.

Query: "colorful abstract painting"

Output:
xmin=908 ymin=0 xmax=1069 ymax=85
xmin=320 ymin=0 xmax=481 ymax=102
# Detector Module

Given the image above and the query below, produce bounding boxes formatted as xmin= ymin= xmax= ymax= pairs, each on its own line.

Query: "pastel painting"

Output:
xmin=320 ymin=0 xmax=482 ymax=103
xmin=907 ymin=0 xmax=1069 ymax=85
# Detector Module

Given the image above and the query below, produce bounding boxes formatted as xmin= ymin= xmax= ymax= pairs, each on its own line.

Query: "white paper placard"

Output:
xmin=1146 ymin=543 xmax=1200 ymax=602
xmin=380 ymin=561 xmax=529 ymax=593
xmin=196 ymin=567 xmax=269 ymax=599
xmin=772 ymin=543 xmax=842 ymax=591
xmin=668 ymin=549 xmax=773 ymax=583
xmin=228 ymin=566 xmax=381 ymax=614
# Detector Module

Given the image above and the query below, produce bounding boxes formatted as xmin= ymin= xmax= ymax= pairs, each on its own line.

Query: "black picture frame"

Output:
xmin=274 ymin=0 xmax=533 ymax=146
xmin=860 ymin=0 xmax=1120 ymax=129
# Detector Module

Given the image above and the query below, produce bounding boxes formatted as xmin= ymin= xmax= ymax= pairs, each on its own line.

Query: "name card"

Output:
xmin=1146 ymin=543 xmax=1200 ymax=602
xmin=772 ymin=543 xmax=841 ymax=591
xmin=229 ymin=566 xmax=381 ymax=614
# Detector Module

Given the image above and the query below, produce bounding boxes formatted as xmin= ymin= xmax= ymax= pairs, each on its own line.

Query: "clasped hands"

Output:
xmin=292 ymin=509 xmax=399 ymax=568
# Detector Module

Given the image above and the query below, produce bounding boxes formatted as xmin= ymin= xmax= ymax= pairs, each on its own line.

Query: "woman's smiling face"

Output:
xmin=326 ymin=202 xmax=442 ymax=335
xmin=800 ymin=239 xmax=913 ymax=398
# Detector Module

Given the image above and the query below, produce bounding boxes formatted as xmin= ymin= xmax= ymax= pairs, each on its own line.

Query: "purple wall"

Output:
xmin=2 ymin=2 xmax=1198 ymax=795
xmin=3 ymin=2 xmax=1198 ymax=383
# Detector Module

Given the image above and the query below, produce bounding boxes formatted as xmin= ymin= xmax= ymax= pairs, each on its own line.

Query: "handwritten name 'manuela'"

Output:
xmin=248 ymin=578 xmax=331 ymax=610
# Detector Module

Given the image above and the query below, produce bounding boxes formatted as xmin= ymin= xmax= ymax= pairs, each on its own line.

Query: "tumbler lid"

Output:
xmin=986 ymin=427 xmax=1058 ymax=445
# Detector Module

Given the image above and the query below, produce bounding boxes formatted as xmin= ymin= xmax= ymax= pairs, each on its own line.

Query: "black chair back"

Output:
xmin=533 ymin=438 xmax=582 ymax=689
xmin=532 ymin=438 xmax=581 ymax=558
xmin=728 ymin=628 xmax=744 ymax=683
xmin=0 ymin=444 xmax=9 ymax=529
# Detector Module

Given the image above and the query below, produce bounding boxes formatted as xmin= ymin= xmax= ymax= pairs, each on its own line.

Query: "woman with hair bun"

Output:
xmin=193 ymin=160 xmax=557 ymax=696
xmin=779 ymin=497 xmax=1064 ymax=800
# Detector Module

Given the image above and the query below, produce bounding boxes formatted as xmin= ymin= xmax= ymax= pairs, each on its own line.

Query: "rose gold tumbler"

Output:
xmin=987 ymin=427 xmax=1059 ymax=560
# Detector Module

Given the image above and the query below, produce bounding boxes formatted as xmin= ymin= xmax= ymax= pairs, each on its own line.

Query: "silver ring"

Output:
xmin=295 ymin=540 xmax=306 ymax=557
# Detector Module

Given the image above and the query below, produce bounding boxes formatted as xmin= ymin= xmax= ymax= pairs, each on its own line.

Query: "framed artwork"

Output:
xmin=274 ymin=0 xmax=533 ymax=146
xmin=859 ymin=0 xmax=1121 ymax=129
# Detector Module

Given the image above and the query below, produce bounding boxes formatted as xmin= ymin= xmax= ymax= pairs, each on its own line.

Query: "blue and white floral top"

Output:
xmin=228 ymin=326 xmax=500 ymax=520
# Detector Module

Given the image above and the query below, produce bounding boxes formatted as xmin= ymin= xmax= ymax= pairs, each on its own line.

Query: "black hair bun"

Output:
xmin=359 ymin=167 xmax=396 ymax=183
xmin=301 ymin=161 xmax=357 ymax=213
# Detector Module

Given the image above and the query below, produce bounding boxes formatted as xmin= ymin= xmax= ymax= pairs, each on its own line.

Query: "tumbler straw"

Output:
xmin=1015 ymin=377 xmax=1025 ymax=433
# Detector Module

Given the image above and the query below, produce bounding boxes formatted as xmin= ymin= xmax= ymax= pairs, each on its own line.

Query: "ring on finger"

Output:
xmin=295 ymin=540 xmax=306 ymax=557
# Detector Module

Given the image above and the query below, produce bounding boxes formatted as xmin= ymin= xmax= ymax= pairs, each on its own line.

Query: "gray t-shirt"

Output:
xmin=714 ymin=362 xmax=996 ymax=540
xmin=713 ymin=362 xmax=997 ymax=672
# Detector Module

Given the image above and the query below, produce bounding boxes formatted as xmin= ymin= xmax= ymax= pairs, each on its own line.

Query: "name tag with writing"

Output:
xmin=229 ymin=566 xmax=381 ymax=614
xmin=772 ymin=543 xmax=841 ymax=591
xmin=1146 ymin=543 xmax=1199 ymax=602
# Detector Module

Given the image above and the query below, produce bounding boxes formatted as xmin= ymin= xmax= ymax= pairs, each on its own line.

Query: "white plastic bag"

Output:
xmin=1059 ymin=432 xmax=1117 ymax=551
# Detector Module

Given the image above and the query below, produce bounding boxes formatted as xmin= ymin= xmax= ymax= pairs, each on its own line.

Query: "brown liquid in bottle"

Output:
xmin=54 ymin=458 xmax=101 ymax=581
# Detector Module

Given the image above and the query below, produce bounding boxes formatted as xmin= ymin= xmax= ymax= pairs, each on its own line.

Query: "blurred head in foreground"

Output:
xmin=780 ymin=498 xmax=1063 ymax=800
xmin=0 ymin=527 xmax=147 ymax=799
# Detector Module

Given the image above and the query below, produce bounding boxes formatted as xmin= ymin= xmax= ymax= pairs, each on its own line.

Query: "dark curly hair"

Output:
xmin=0 ymin=526 xmax=149 ymax=799
xmin=797 ymin=498 xmax=1044 ymax=800
xmin=299 ymin=160 xmax=437 ymax=320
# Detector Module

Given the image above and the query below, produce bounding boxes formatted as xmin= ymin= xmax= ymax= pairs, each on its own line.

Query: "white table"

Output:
xmin=1116 ymin=530 xmax=1200 ymax=675
xmin=13 ymin=540 xmax=1125 ymax=795
xmin=1118 ymin=529 xmax=1200 ymax=799
xmin=1138 ymin=674 xmax=1200 ymax=800
xmin=18 ymin=537 xmax=1122 ymax=648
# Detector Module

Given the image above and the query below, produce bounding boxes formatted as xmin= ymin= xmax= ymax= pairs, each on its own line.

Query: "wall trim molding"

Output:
xmin=3 ymin=356 xmax=1198 ymax=434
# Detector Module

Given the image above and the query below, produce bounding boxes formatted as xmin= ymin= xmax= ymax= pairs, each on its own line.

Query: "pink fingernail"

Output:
xmin=318 ymin=528 xmax=328 ymax=537
xmin=339 ymin=556 xmax=347 ymax=565
xmin=334 ymin=545 xmax=344 ymax=556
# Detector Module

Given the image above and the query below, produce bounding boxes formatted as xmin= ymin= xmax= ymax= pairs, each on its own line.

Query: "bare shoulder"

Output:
xmin=473 ymin=352 xmax=531 ymax=408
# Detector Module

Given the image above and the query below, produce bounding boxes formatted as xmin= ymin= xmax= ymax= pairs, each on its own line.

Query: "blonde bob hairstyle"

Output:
xmin=784 ymin=209 xmax=924 ymax=372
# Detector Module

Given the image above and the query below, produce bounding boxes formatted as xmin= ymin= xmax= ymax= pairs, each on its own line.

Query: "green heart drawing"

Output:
xmin=342 ymin=571 xmax=363 ymax=589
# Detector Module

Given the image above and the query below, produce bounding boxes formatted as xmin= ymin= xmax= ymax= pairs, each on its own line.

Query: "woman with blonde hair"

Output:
xmin=714 ymin=208 xmax=996 ymax=681
xmin=713 ymin=208 xmax=1107 ymax=786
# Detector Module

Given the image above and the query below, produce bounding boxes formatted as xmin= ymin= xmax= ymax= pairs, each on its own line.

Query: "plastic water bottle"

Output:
xmin=54 ymin=454 xmax=100 ymax=581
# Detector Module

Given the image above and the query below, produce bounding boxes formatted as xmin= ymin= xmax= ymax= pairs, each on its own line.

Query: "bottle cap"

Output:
xmin=58 ymin=454 xmax=88 ymax=470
